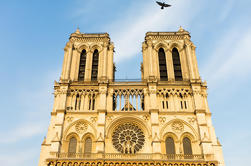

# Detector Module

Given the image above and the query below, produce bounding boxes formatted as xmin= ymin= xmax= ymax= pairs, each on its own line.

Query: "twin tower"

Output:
xmin=38 ymin=27 xmax=225 ymax=166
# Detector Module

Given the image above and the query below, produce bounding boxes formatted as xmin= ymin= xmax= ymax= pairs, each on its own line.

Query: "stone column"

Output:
xmin=191 ymin=45 xmax=200 ymax=80
xmin=60 ymin=48 xmax=68 ymax=81
xmin=85 ymin=51 xmax=92 ymax=81
xmin=65 ymin=43 xmax=73 ymax=80
xmin=166 ymin=49 xmax=175 ymax=81
xmin=147 ymin=40 xmax=154 ymax=78
xmin=184 ymin=41 xmax=195 ymax=80
xmin=192 ymin=85 xmax=213 ymax=156
xmin=107 ymin=44 xmax=114 ymax=80
xmin=96 ymin=85 xmax=107 ymax=153
xmin=102 ymin=42 xmax=108 ymax=79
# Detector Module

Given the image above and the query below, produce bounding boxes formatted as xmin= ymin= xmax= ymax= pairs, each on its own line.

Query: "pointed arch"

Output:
xmin=84 ymin=137 xmax=92 ymax=154
xmin=183 ymin=137 xmax=192 ymax=156
xmin=78 ymin=49 xmax=87 ymax=81
xmin=172 ymin=48 xmax=183 ymax=81
xmin=68 ymin=137 xmax=77 ymax=153
xmin=91 ymin=49 xmax=99 ymax=81
xmin=165 ymin=137 xmax=175 ymax=155
xmin=158 ymin=48 xmax=168 ymax=81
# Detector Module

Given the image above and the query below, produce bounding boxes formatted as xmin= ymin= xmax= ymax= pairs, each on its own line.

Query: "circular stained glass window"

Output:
xmin=112 ymin=123 xmax=145 ymax=154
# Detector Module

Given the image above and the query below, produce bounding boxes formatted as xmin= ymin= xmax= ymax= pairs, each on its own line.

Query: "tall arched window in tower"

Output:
xmin=84 ymin=137 xmax=92 ymax=154
xmin=68 ymin=137 xmax=77 ymax=153
xmin=91 ymin=49 xmax=99 ymax=81
xmin=158 ymin=48 xmax=168 ymax=81
xmin=78 ymin=49 xmax=87 ymax=81
xmin=172 ymin=48 xmax=183 ymax=81
xmin=165 ymin=137 xmax=175 ymax=155
xmin=183 ymin=137 xmax=192 ymax=157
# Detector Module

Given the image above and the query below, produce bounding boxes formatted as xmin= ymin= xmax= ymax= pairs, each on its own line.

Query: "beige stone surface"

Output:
xmin=38 ymin=28 xmax=225 ymax=166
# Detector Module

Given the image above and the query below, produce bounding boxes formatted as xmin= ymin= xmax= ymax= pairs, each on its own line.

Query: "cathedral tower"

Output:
xmin=39 ymin=27 xmax=225 ymax=166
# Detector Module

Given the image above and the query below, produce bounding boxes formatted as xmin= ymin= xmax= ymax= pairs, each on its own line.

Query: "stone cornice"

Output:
xmin=145 ymin=31 xmax=190 ymax=41
xmin=70 ymin=33 xmax=110 ymax=43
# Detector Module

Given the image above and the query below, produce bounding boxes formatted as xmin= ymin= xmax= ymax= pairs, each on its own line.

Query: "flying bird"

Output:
xmin=156 ymin=1 xmax=171 ymax=9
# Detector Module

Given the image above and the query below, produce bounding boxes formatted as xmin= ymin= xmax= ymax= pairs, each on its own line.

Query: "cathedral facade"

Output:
xmin=38 ymin=27 xmax=225 ymax=166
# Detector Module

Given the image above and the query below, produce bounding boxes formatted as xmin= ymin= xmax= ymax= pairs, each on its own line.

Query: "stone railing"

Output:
xmin=50 ymin=152 xmax=212 ymax=161
xmin=112 ymin=88 xmax=145 ymax=112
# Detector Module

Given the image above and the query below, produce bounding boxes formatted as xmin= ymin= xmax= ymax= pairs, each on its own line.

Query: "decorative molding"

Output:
xmin=75 ymin=122 xmax=88 ymax=134
xmin=187 ymin=117 xmax=196 ymax=125
xmin=90 ymin=117 xmax=97 ymax=123
xmin=171 ymin=121 xmax=184 ymax=133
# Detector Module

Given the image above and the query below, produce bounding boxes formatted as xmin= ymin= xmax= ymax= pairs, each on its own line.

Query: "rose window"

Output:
xmin=112 ymin=123 xmax=145 ymax=154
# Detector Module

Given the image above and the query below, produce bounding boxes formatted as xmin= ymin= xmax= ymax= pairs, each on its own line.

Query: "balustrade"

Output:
xmin=112 ymin=88 xmax=145 ymax=111
xmin=50 ymin=152 xmax=207 ymax=160
xmin=66 ymin=89 xmax=98 ymax=111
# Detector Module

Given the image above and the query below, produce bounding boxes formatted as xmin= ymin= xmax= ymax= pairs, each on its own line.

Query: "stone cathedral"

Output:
xmin=38 ymin=27 xmax=225 ymax=166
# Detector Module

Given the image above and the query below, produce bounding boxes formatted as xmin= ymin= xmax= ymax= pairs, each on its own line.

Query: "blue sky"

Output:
xmin=0 ymin=0 xmax=250 ymax=165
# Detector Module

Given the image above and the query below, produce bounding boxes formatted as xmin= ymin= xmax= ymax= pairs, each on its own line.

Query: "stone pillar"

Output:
xmin=96 ymin=85 xmax=107 ymax=153
xmin=180 ymin=48 xmax=190 ymax=81
xmin=185 ymin=41 xmax=195 ymax=80
xmin=107 ymin=44 xmax=114 ymax=80
xmin=102 ymin=42 xmax=108 ymax=79
xmin=147 ymin=40 xmax=154 ymax=78
xmin=65 ymin=43 xmax=73 ymax=80
xmin=85 ymin=51 xmax=92 ymax=81
xmin=142 ymin=42 xmax=148 ymax=79
xmin=192 ymin=85 xmax=213 ymax=156
xmin=61 ymin=48 xmax=68 ymax=81
xmin=148 ymin=84 xmax=161 ymax=154
xmin=191 ymin=45 xmax=200 ymax=80
xmin=166 ymin=49 xmax=175 ymax=81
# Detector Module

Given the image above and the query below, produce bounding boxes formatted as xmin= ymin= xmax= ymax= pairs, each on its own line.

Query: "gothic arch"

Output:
xmin=66 ymin=132 xmax=80 ymax=142
xmin=160 ymin=119 xmax=199 ymax=140
xmin=63 ymin=119 xmax=97 ymax=140
xmin=180 ymin=132 xmax=196 ymax=143
xmin=154 ymin=41 xmax=169 ymax=52
xmin=162 ymin=132 xmax=178 ymax=142
xmin=82 ymin=133 xmax=95 ymax=154
xmin=76 ymin=43 xmax=90 ymax=53
xmin=106 ymin=116 xmax=151 ymax=139
xmin=90 ymin=44 xmax=103 ymax=53
xmin=81 ymin=132 xmax=96 ymax=141
xmin=168 ymin=41 xmax=183 ymax=51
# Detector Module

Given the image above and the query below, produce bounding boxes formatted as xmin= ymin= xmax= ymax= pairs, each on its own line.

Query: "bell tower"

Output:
xmin=142 ymin=27 xmax=200 ymax=82
xmin=60 ymin=28 xmax=115 ymax=83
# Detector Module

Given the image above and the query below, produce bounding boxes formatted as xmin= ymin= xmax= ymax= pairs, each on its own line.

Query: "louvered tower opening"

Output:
xmin=172 ymin=48 xmax=183 ymax=81
xmin=158 ymin=48 xmax=168 ymax=81
xmin=78 ymin=49 xmax=87 ymax=81
xmin=91 ymin=49 xmax=99 ymax=81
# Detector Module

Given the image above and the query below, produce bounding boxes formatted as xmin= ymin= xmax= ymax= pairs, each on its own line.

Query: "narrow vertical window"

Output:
xmin=184 ymin=101 xmax=187 ymax=109
xmin=166 ymin=101 xmax=169 ymax=109
xmin=78 ymin=49 xmax=87 ymax=81
xmin=92 ymin=97 xmax=95 ymax=110
xmin=162 ymin=101 xmax=165 ymax=109
xmin=180 ymin=101 xmax=183 ymax=109
xmin=158 ymin=48 xmax=168 ymax=81
xmin=165 ymin=137 xmax=175 ymax=155
xmin=172 ymin=48 xmax=183 ymax=81
xmin=68 ymin=137 xmax=77 ymax=153
xmin=91 ymin=49 xmax=99 ymax=81
xmin=84 ymin=137 xmax=92 ymax=154
xmin=183 ymin=137 xmax=192 ymax=157
xmin=75 ymin=94 xmax=80 ymax=110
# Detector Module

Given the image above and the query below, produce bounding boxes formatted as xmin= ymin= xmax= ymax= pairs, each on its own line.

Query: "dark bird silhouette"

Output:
xmin=156 ymin=1 xmax=171 ymax=9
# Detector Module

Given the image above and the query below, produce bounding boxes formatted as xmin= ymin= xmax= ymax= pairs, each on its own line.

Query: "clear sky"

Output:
xmin=0 ymin=0 xmax=250 ymax=165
